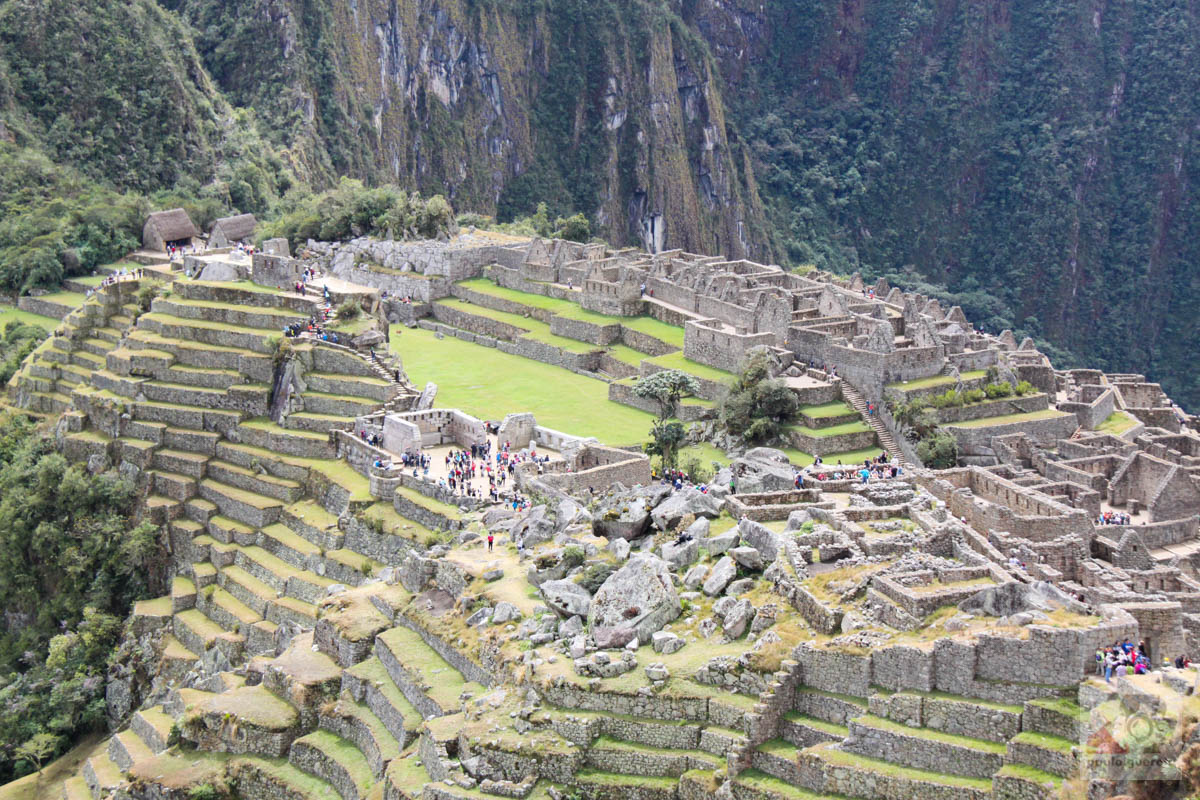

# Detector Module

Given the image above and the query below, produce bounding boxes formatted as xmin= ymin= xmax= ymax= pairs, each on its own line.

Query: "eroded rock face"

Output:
xmin=958 ymin=581 xmax=1087 ymax=617
xmin=588 ymin=556 xmax=681 ymax=646
xmin=540 ymin=580 xmax=592 ymax=618
xmin=651 ymin=487 xmax=722 ymax=530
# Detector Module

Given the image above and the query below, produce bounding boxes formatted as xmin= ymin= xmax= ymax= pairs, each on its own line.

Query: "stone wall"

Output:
xmin=18 ymin=295 xmax=71 ymax=319
xmin=786 ymin=426 xmax=877 ymax=457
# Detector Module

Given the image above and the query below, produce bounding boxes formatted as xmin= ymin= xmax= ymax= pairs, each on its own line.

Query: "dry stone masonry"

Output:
xmin=8 ymin=227 xmax=1200 ymax=800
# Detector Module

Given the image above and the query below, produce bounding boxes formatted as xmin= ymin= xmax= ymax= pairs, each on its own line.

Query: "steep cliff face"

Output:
xmin=170 ymin=0 xmax=768 ymax=259
xmin=722 ymin=0 xmax=1200 ymax=409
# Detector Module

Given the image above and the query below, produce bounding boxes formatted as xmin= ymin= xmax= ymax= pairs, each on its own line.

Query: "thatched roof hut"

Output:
xmin=143 ymin=209 xmax=199 ymax=251
xmin=209 ymin=213 xmax=258 ymax=249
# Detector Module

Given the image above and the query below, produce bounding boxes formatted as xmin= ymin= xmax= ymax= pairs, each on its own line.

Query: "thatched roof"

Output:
xmin=210 ymin=213 xmax=257 ymax=241
xmin=146 ymin=208 xmax=199 ymax=240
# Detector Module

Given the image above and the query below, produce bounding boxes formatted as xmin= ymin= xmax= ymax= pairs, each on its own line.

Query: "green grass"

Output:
xmin=735 ymin=768 xmax=832 ymax=799
xmin=800 ymin=401 xmax=858 ymax=418
xmin=854 ymin=714 xmax=1006 ymax=753
xmin=376 ymin=626 xmax=483 ymax=711
xmin=391 ymin=325 xmax=656 ymax=446
xmin=0 ymin=304 xmax=58 ymax=332
xmin=1097 ymin=410 xmax=1138 ymax=435
xmin=945 ymin=409 xmax=1071 ymax=428
xmin=436 ymin=298 xmax=601 ymax=353
xmin=37 ymin=291 xmax=88 ymax=309
xmin=394 ymin=485 xmax=463 ymax=519
xmin=994 ymin=763 xmax=1063 ymax=787
xmin=810 ymin=742 xmax=993 ymax=790
xmin=1011 ymin=730 xmax=1076 ymax=754
xmin=456 ymin=277 xmax=686 ymax=347
xmin=787 ymin=419 xmax=871 ymax=437
xmin=646 ymin=350 xmax=732 ymax=382
xmin=783 ymin=712 xmax=850 ymax=737
xmin=887 ymin=370 xmax=987 ymax=391
xmin=679 ymin=442 xmax=730 ymax=467
xmin=604 ymin=343 xmax=650 ymax=366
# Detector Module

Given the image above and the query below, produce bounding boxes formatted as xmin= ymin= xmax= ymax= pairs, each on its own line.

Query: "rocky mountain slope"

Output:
xmin=0 ymin=0 xmax=1195 ymax=407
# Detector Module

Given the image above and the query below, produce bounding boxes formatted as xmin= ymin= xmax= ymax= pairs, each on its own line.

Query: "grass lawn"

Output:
xmin=604 ymin=343 xmax=649 ymax=366
xmin=1097 ymin=410 xmax=1138 ymax=435
xmin=888 ymin=369 xmax=987 ymax=391
xmin=787 ymin=419 xmax=871 ymax=437
xmin=457 ymin=278 xmax=686 ymax=348
xmin=36 ymin=291 xmax=88 ymax=310
xmin=646 ymin=350 xmax=732 ymax=383
xmin=436 ymin=299 xmax=599 ymax=354
xmin=679 ymin=442 xmax=730 ymax=467
xmin=801 ymin=401 xmax=858 ymax=418
xmin=0 ymin=305 xmax=58 ymax=332
xmin=391 ymin=325 xmax=656 ymax=446
xmin=945 ymin=409 xmax=1070 ymax=428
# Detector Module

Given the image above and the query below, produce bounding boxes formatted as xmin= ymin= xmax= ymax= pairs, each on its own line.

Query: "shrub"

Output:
xmin=964 ymin=388 xmax=986 ymax=404
xmin=917 ymin=430 xmax=959 ymax=468
xmin=719 ymin=350 xmax=800 ymax=444
xmin=578 ymin=563 xmax=615 ymax=594
xmin=984 ymin=381 xmax=1013 ymax=399
xmin=561 ymin=545 xmax=585 ymax=568
xmin=337 ymin=299 xmax=361 ymax=320
xmin=1014 ymin=380 xmax=1035 ymax=396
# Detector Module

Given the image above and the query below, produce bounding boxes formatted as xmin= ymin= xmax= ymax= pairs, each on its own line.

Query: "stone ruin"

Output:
xmin=10 ymin=232 xmax=1200 ymax=800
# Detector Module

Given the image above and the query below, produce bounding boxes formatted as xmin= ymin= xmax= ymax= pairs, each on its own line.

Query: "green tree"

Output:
xmin=719 ymin=350 xmax=800 ymax=444
xmin=632 ymin=370 xmax=700 ymax=423
xmin=917 ymin=431 xmax=959 ymax=469
xmin=554 ymin=213 xmax=591 ymax=243
xmin=14 ymin=733 xmax=59 ymax=778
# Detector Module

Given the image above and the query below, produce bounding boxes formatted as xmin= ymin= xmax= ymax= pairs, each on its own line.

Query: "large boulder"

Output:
xmin=958 ymin=581 xmax=1087 ymax=618
xmin=734 ymin=449 xmax=797 ymax=493
xmin=739 ymin=518 xmax=783 ymax=563
xmin=588 ymin=556 xmax=681 ymax=646
xmin=541 ymin=580 xmax=593 ymax=618
xmin=702 ymin=557 xmax=737 ymax=596
xmin=651 ymin=487 xmax=723 ymax=531
xmin=593 ymin=498 xmax=652 ymax=540
xmin=661 ymin=538 xmax=699 ymax=570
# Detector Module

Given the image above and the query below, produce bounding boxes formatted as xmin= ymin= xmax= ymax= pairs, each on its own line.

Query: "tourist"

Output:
xmin=487 ymin=533 xmax=494 ymax=552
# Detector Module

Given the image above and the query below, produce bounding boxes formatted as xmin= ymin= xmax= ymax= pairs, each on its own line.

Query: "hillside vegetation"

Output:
xmin=0 ymin=0 xmax=1195 ymax=410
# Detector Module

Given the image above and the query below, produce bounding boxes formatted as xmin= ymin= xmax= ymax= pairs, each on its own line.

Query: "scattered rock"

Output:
xmin=491 ymin=602 xmax=521 ymax=624
xmin=651 ymin=631 xmax=685 ymax=655
xmin=730 ymin=546 xmax=764 ymax=570
xmin=702 ymin=557 xmax=737 ymax=596
xmin=722 ymin=599 xmax=756 ymax=639
xmin=661 ymin=538 xmax=699 ymax=570
xmin=683 ymin=564 xmax=708 ymax=591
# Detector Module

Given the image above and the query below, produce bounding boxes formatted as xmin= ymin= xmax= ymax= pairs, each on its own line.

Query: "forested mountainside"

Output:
xmin=0 ymin=0 xmax=1196 ymax=407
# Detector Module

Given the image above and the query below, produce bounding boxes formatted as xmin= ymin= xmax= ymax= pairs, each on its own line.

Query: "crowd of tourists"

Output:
xmin=1097 ymin=511 xmax=1133 ymax=526
xmin=1098 ymin=640 xmax=1154 ymax=681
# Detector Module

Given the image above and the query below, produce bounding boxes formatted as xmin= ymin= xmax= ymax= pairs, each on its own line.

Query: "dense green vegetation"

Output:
xmin=735 ymin=0 xmax=1200 ymax=409
xmin=0 ymin=414 xmax=164 ymax=782
xmin=720 ymin=350 xmax=801 ymax=445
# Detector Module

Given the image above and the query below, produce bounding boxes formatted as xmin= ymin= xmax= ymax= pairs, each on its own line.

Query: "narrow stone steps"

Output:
xmin=207 ymin=514 xmax=257 ymax=545
xmin=289 ymin=730 xmax=376 ymax=800
xmin=207 ymin=459 xmax=304 ymax=503
xmin=218 ymin=564 xmax=278 ymax=617
xmin=153 ymin=448 xmax=210 ymax=478
xmin=780 ymin=712 xmax=848 ymax=748
xmin=174 ymin=607 xmax=239 ymax=654
xmin=342 ymin=657 xmax=422 ymax=746
xmin=202 ymin=585 xmax=263 ymax=630
xmin=108 ymin=728 xmax=156 ymax=771
xmin=572 ymin=769 xmax=678 ymax=800
xmin=260 ymin=522 xmax=323 ymax=568
xmin=732 ymin=768 xmax=840 ymax=799
xmin=62 ymin=774 xmax=91 ymax=800
xmin=1006 ymin=731 xmax=1077 ymax=778
xmin=82 ymin=748 xmax=127 ymax=799
xmin=238 ymin=544 xmax=335 ymax=604
xmin=198 ymin=478 xmax=283 ymax=529
xmin=373 ymin=626 xmax=482 ymax=718
xmin=131 ymin=706 xmax=175 ymax=754
xmin=320 ymin=694 xmax=403 ymax=778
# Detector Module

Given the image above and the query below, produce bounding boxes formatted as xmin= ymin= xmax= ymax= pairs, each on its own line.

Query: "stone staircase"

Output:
xmin=839 ymin=381 xmax=905 ymax=464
